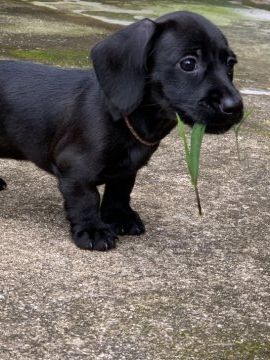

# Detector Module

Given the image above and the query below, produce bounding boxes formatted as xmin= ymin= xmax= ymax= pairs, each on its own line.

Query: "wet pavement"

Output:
xmin=0 ymin=1 xmax=270 ymax=359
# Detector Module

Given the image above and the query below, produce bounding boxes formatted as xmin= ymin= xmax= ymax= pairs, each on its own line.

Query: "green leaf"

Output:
xmin=176 ymin=113 xmax=206 ymax=215
xmin=176 ymin=113 xmax=206 ymax=187
xmin=233 ymin=108 xmax=254 ymax=160
xmin=234 ymin=108 xmax=254 ymax=136
xmin=176 ymin=113 xmax=192 ymax=175
xmin=190 ymin=123 xmax=206 ymax=186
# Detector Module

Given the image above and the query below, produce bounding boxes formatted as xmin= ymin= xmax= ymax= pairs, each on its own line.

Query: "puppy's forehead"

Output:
xmin=156 ymin=11 xmax=229 ymax=54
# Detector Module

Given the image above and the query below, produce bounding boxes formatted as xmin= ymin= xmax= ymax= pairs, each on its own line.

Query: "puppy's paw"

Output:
xmin=0 ymin=178 xmax=7 ymax=191
xmin=103 ymin=211 xmax=145 ymax=236
xmin=73 ymin=228 xmax=117 ymax=251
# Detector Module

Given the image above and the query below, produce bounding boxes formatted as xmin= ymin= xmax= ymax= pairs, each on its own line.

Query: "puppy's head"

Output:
xmin=91 ymin=11 xmax=243 ymax=134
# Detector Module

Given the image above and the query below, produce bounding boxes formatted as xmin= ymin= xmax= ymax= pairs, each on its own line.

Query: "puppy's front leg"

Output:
xmin=101 ymin=175 xmax=145 ymax=236
xmin=59 ymin=179 xmax=117 ymax=251
xmin=0 ymin=178 xmax=7 ymax=190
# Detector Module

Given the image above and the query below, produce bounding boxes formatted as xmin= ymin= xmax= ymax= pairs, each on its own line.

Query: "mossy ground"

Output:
xmin=8 ymin=49 xmax=90 ymax=67
xmin=0 ymin=0 xmax=119 ymax=66
xmin=0 ymin=1 xmax=269 ymax=359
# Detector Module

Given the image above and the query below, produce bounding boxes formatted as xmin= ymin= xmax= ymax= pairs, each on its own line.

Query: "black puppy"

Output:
xmin=0 ymin=11 xmax=243 ymax=250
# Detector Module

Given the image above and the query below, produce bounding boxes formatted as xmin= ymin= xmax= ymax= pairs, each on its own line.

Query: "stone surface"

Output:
xmin=0 ymin=1 xmax=269 ymax=359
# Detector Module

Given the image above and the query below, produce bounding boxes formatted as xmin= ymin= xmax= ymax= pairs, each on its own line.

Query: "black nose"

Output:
xmin=221 ymin=97 xmax=243 ymax=115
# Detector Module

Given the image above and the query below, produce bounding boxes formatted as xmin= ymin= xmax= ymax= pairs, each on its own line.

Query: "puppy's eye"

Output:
xmin=227 ymin=57 xmax=236 ymax=79
xmin=227 ymin=57 xmax=236 ymax=68
xmin=179 ymin=57 xmax=197 ymax=72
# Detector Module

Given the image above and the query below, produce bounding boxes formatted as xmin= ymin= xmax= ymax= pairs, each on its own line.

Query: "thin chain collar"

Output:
xmin=124 ymin=117 xmax=160 ymax=147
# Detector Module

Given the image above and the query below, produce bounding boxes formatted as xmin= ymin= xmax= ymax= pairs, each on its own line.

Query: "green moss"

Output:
xmin=8 ymin=49 xmax=90 ymax=67
xmin=83 ymin=10 xmax=136 ymax=22
xmin=177 ymin=329 xmax=190 ymax=338
xmin=179 ymin=340 xmax=270 ymax=360
xmin=152 ymin=4 xmax=243 ymax=26
xmin=28 ymin=0 xmax=244 ymax=27
xmin=226 ymin=340 xmax=270 ymax=359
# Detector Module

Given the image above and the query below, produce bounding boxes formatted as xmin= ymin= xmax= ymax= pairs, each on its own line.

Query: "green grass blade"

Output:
xmin=234 ymin=108 xmax=254 ymax=136
xmin=233 ymin=108 xmax=254 ymax=160
xmin=176 ymin=113 xmax=206 ymax=215
xmin=176 ymin=113 xmax=192 ymax=174
xmin=190 ymin=123 xmax=206 ymax=186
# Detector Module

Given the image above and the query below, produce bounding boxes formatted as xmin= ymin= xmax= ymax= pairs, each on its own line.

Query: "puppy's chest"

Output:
xmin=102 ymin=144 xmax=154 ymax=179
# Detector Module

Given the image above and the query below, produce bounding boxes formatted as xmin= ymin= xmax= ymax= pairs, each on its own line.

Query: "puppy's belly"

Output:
xmin=0 ymin=138 xmax=26 ymax=160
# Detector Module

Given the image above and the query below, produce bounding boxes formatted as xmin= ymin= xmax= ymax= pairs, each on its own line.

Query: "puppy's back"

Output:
xmin=0 ymin=61 xmax=93 ymax=170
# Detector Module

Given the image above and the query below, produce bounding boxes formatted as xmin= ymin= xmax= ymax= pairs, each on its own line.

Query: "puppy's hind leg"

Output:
xmin=0 ymin=178 xmax=7 ymax=191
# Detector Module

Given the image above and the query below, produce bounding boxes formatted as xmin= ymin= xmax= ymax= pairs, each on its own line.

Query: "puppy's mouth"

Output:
xmin=176 ymin=106 xmax=243 ymax=135
xmin=204 ymin=123 xmax=235 ymax=134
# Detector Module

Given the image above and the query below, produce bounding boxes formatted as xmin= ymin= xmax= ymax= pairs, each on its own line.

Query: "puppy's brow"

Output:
xmin=181 ymin=47 xmax=201 ymax=56
xmin=186 ymin=48 xmax=200 ymax=53
xmin=231 ymin=52 xmax=237 ymax=61
xmin=219 ymin=48 xmax=236 ymax=62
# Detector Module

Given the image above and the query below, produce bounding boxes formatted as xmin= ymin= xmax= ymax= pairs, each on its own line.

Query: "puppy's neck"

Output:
xmin=127 ymin=102 xmax=176 ymax=146
xmin=124 ymin=117 xmax=160 ymax=147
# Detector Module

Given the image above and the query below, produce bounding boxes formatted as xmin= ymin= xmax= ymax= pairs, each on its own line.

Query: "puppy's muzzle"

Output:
xmin=201 ymin=92 xmax=244 ymax=134
xmin=220 ymin=96 xmax=243 ymax=116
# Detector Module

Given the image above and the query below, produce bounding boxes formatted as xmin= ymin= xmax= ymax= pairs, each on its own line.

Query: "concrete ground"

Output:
xmin=0 ymin=1 xmax=270 ymax=359
xmin=0 ymin=93 xmax=269 ymax=359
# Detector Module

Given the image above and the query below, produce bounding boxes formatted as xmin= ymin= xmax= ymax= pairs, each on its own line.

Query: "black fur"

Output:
xmin=0 ymin=11 xmax=243 ymax=250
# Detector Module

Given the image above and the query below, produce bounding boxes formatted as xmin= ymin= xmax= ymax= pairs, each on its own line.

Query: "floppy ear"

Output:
xmin=91 ymin=19 xmax=157 ymax=120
